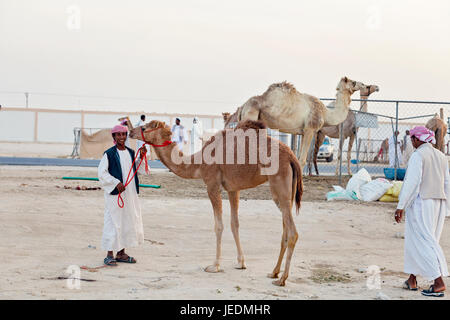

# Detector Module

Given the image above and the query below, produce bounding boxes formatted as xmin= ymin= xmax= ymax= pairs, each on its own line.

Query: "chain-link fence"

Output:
xmin=304 ymin=99 xmax=450 ymax=182
xmin=223 ymin=99 xmax=450 ymax=181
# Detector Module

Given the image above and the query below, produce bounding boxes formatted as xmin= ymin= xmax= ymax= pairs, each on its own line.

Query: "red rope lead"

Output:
xmin=117 ymin=127 xmax=172 ymax=208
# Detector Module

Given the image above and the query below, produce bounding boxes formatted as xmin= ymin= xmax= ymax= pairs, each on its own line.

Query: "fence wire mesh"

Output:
xmin=305 ymin=99 xmax=450 ymax=181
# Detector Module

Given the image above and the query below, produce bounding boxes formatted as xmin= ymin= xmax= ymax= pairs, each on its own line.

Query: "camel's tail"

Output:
xmin=290 ymin=155 xmax=303 ymax=215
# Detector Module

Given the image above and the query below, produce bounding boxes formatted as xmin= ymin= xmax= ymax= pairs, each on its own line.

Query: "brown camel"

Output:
xmin=130 ymin=120 xmax=303 ymax=286
xmin=311 ymin=84 xmax=380 ymax=175
xmin=426 ymin=115 xmax=448 ymax=153
xmin=224 ymin=77 xmax=365 ymax=169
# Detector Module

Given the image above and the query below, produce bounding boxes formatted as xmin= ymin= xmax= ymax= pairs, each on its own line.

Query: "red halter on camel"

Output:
xmin=117 ymin=126 xmax=172 ymax=208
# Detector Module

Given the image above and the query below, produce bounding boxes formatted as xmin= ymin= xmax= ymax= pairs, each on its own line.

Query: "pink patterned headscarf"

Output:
xmin=410 ymin=126 xmax=436 ymax=144
xmin=111 ymin=125 xmax=128 ymax=144
xmin=111 ymin=124 xmax=128 ymax=134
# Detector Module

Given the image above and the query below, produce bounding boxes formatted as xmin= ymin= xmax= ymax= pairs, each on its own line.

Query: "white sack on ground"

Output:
xmin=346 ymin=168 xmax=372 ymax=200
xmin=360 ymin=178 xmax=393 ymax=202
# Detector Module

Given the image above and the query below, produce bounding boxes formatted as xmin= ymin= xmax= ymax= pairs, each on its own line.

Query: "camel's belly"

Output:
xmin=220 ymin=165 xmax=268 ymax=191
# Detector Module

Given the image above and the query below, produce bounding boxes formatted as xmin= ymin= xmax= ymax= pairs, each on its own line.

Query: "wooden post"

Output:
xmin=440 ymin=108 xmax=444 ymax=120
xmin=81 ymin=110 xmax=85 ymax=128
xmin=34 ymin=111 xmax=38 ymax=142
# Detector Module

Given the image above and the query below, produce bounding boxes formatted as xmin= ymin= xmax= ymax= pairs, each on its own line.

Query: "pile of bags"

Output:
xmin=379 ymin=181 xmax=403 ymax=202
xmin=326 ymin=168 xmax=403 ymax=202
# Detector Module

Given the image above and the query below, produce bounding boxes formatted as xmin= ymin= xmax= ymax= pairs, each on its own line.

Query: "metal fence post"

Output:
xmin=355 ymin=128 xmax=359 ymax=172
xmin=339 ymin=122 xmax=344 ymax=185
xmin=394 ymin=101 xmax=399 ymax=180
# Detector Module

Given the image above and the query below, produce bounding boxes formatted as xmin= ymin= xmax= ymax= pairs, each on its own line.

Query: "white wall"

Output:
xmin=38 ymin=112 xmax=82 ymax=143
xmin=0 ymin=111 xmax=35 ymax=142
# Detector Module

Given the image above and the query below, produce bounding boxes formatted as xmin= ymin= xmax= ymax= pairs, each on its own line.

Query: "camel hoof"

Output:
xmin=267 ymin=272 xmax=279 ymax=279
xmin=272 ymin=279 xmax=286 ymax=286
xmin=205 ymin=265 xmax=222 ymax=273
xmin=234 ymin=262 xmax=247 ymax=270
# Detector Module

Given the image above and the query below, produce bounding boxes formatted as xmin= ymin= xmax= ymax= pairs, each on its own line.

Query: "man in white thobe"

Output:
xmin=395 ymin=126 xmax=450 ymax=297
xmin=403 ymin=130 xmax=414 ymax=166
xmin=389 ymin=130 xmax=403 ymax=167
xmin=135 ymin=114 xmax=150 ymax=156
xmin=171 ymin=118 xmax=187 ymax=149
xmin=190 ymin=116 xmax=203 ymax=154
xmin=98 ymin=124 xmax=148 ymax=266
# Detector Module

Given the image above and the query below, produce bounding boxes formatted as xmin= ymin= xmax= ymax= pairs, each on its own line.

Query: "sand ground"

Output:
xmin=0 ymin=165 xmax=449 ymax=300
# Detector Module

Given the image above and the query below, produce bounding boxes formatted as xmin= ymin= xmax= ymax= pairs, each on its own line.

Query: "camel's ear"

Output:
xmin=344 ymin=76 xmax=349 ymax=83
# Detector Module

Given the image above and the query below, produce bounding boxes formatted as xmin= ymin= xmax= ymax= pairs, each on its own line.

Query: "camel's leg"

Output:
xmin=228 ymin=191 xmax=246 ymax=269
xmin=313 ymin=131 xmax=326 ymax=176
xmin=267 ymin=222 xmax=287 ymax=279
xmin=298 ymin=129 xmax=315 ymax=169
xmin=273 ymin=204 xmax=298 ymax=286
xmin=267 ymin=174 xmax=299 ymax=286
xmin=347 ymin=133 xmax=355 ymax=175
xmin=205 ymin=184 xmax=224 ymax=273
xmin=335 ymin=126 xmax=344 ymax=176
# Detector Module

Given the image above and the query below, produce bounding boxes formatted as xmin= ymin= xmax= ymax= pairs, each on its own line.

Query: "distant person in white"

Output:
xmin=135 ymin=114 xmax=149 ymax=156
xmin=190 ymin=116 xmax=203 ymax=154
xmin=395 ymin=126 xmax=449 ymax=297
xmin=402 ymin=130 xmax=414 ymax=166
xmin=171 ymin=118 xmax=187 ymax=149
xmin=389 ymin=130 xmax=403 ymax=167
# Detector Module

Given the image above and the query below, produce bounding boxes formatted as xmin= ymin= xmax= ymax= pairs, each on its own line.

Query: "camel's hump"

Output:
xmin=235 ymin=120 xmax=267 ymax=130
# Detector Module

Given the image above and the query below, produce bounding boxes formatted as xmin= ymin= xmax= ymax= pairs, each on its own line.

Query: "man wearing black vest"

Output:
xmin=98 ymin=124 xmax=148 ymax=266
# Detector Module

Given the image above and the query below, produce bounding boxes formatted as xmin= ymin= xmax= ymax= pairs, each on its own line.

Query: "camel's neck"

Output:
xmin=154 ymin=143 xmax=202 ymax=179
xmin=359 ymin=92 xmax=369 ymax=112
xmin=324 ymin=91 xmax=352 ymax=126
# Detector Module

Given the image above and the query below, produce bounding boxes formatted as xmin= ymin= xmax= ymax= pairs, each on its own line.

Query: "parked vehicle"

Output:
xmin=317 ymin=137 xmax=334 ymax=162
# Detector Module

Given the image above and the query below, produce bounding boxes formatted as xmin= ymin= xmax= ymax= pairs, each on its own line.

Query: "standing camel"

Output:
xmin=224 ymin=77 xmax=365 ymax=169
xmin=426 ymin=115 xmax=448 ymax=153
xmin=130 ymin=120 xmax=303 ymax=286
xmin=310 ymin=84 xmax=380 ymax=175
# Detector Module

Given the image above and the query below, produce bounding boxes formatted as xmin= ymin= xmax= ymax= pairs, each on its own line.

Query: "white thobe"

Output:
xmin=403 ymin=135 xmax=414 ymax=166
xmin=397 ymin=151 xmax=450 ymax=280
xmin=190 ymin=121 xmax=203 ymax=154
xmin=171 ymin=125 xmax=187 ymax=148
xmin=98 ymin=148 xmax=148 ymax=251
xmin=389 ymin=136 xmax=403 ymax=167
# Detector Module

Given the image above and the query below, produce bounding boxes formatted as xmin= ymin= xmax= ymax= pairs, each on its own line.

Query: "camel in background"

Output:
xmin=130 ymin=120 xmax=303 ymax=286
xmin=224 ymin=77 xmax=365 ymax=169
xmin=426 ymin=115 xmax=448 ymax=153
xmin=223 ymin=108 xmax=241 ymax=129
xmin=310 ymin=84 xmax=380 ymax=175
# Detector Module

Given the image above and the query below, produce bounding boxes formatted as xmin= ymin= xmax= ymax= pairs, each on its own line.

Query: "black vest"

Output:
xmin=104 ymin=146 xmax=140 ymax=195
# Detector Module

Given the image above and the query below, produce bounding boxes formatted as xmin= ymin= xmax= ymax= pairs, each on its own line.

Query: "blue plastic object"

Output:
xmin=384 ymin=168 xmax=406 ymax=180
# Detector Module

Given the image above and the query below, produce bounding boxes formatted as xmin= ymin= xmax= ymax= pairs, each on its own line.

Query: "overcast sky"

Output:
xmin=0 ymin=0 xmax=449 ymax=115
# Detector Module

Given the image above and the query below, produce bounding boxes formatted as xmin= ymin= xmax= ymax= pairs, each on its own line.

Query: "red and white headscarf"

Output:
xmin=410 ymin=126 xmax=436 ymax=144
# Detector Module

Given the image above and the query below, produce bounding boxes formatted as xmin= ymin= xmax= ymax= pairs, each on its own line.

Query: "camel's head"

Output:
xmin=118 ymin=116 xmax=133 ymax=130
xmin=224 ymin=107 xmax=241 ymax=129
xmin=129 ymin=120 xmax=172 ymax=144
xmin=222 ymin=112 xmax=231 ymax=122
xmin=360 ymin=84 xmax=380 ymax=97
xmin=336 ymin=77 xmax=365 ymax=94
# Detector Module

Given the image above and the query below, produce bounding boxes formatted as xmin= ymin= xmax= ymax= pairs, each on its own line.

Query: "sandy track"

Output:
xmin=0 ymin=165 xmax=448 ymax=300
